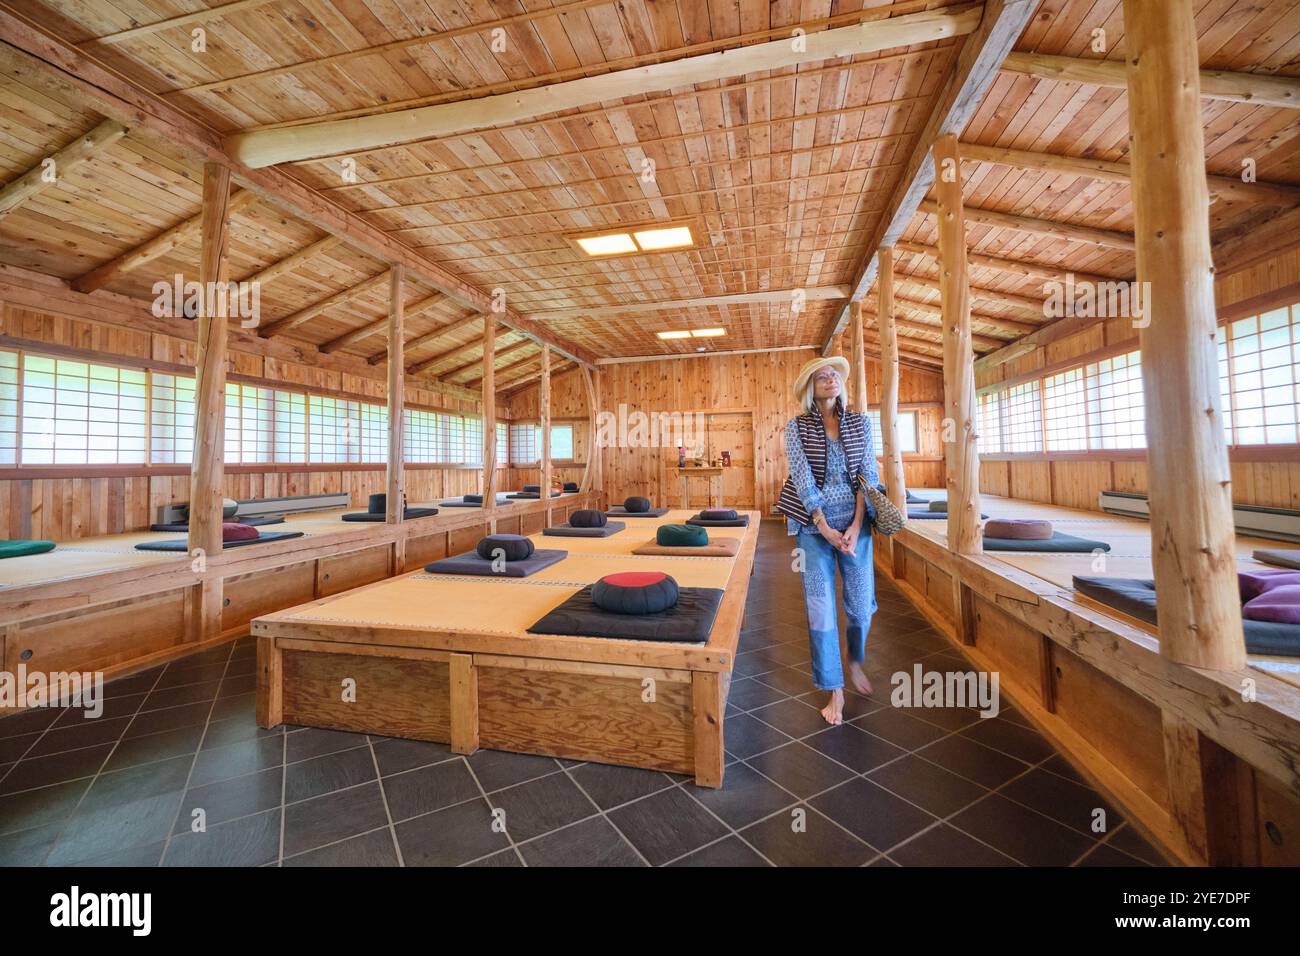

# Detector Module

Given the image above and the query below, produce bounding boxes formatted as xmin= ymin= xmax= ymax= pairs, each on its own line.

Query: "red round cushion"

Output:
xmin=984 ymin=518 xmax=1053 ymax=540
xmin=222 ymin=522 xmax=260 ymax=542
xmin=592 ymin=571 xmax=679 ymax=614
xmin=603 ymin=571 xmax=668 ymax=587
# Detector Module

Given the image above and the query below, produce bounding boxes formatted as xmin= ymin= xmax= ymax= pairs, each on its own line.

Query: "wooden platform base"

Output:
xmin=254 ymin=510 xmax=758 ymax=787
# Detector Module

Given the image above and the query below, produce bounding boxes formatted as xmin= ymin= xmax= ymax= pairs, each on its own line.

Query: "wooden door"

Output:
xmin=706 ymin=413 xmax=754 ymax=509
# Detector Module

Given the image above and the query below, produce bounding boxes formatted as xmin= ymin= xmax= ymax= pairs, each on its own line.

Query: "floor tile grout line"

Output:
xmin=555 ymin=765 xmax=655 ymax=867
xmin=33 ymin=659 xmax=173 ymax=866
xmin=461 ymin=756 xmax=530 ymax=867
xmin=365 ymin=736 xmax=406 ymax=867
xmin=277 ymin=726 xmax=288 ymax=866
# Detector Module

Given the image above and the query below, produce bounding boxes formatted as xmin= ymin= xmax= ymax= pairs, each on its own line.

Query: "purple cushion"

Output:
xmin=1241 ymin=569 xmax=1300 ymax=625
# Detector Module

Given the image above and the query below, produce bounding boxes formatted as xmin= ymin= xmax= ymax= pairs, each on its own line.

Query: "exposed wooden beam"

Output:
xmin=0 ymin=118 xmax=125 ymax=221
xmin=82 ymin=0 xmax=279 ymax=45
xmin=405 ymin=325 xmax=496 ymax=376
xmin=72 ymin=190 xmax=256 ymax=294
xmin=891 ymin=295 xmax=1037 ymax=336
xmin=894 ymin=274 xmax=1046 ymax=323
xmin=319 ymin=291 xmax=445 ymax=353
xmin=879 ymin=314 xmax=1003 ymax=351
xmin=483 ymin=351 xmax=549 ymax=389
xmin=1004 ymin=50 xmax=1300 ymax=110
xmin=917 ymin=198 xmax=1136 ymax=251
xmin=481 ymin=317 xmax=498 ymax=521
xmin=502 ymin=359 xmax=577 ymax=399
xmin=1123 ymin=0 xmax=1244 ymax=673
xmin=386 ymin=265 xmax=405 ymax=533
xmin=226 ymin=7 xmax=982 ymax=167
xmin=878 ymin=248 xmax=907 ymax=513
xmin=849 ymin=301 xmax=868 ymax=412
xmin=239 ymin=235 xmax=341 ymax=286
xmin=960 ymin=142 xmax=1300 ymax=207
xmin=527 ymin=286 xmax=851 ymax=320
xmin=0 ymin=11 xmax=596 ymax=367
xmin=446 ymin=338 xmax=534 ymax=383
xmin=1212 ymin=204 xmax=1300 ymax=275
xmin=258 ymin=270 xmax=390 ymax=337
xmin=822 ymin=0 xmax=1039 ymax=352
xmin=894 ymin=239 xmax=1125 ymax=286
xmin=935 ymin=134 xmax=981 ymax=556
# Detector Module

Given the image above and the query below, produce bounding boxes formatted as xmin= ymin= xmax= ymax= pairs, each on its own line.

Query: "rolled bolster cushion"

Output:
xmin=222 ymin=522 xmax=260 ymax=542
xmin=476 ymin=534 xmax=535 ymax=562
xmin=523 ymin=484 xmax=541 ymax=493
xmin=569 ymin=509 xmax=608 ymax=528
xmin=927 ymin=500 xmax=948 ymax=513
xmin=984 ymin=518 xmax=1053 ymax=540
xmin=563 ymin=482 xmax=579 ymax=492
xmin=464 ymin=494 xmax=483 ymax=504
xmin=701 ymin=508 xmax=737 ymax=521
xmin=624 ymin=496 xmax=652 ymax=514
xmin=592 ymin=571 xmax=680 ymax=615
xmin=657 ymin=524 xmax=708 ymax=547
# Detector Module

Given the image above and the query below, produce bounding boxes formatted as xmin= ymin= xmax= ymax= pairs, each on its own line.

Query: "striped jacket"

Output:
xmin=776 ymin=409 xmax=877 ymax=527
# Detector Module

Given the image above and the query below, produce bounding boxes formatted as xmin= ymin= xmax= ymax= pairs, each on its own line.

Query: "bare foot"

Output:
xmin=820 ymin=689 xmax=844 ymax=726
xmin=848 ymin=661 xmax=873 ymax=696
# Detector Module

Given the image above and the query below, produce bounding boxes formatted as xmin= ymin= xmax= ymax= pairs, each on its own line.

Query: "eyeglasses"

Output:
xmin=814 ymin=369 xmax=842 ymax=382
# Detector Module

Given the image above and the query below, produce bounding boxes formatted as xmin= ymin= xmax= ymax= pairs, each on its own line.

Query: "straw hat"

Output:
xmin=792 ymin=355 xmax=851 ymax=400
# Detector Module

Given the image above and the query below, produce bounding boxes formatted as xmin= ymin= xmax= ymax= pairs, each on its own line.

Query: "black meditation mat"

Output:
xmin=135 ymin=530 xmax=305 ymax=552
xmin=1072 ymin=576 xmax=1299 ymax=657
xmin=605 ymin=506 xmax=671 ymax=518
xmin=439 ymin=498 xmax=510 ymax=508
xmin=506 ymin=491 xmax=562 ymax=499
xmin=907 ymin=509 xmax=988 ymax=520
xmin=685 ymin=515 xmax=750 ymax=528
xmin=342 ymin=507 xmax=439 ymax=521
xmin=527 ymin=584 xmax=724 ymax=643
xmin=984 ymin=532 xmax=1111 ymax=553
xmin=542 ymin=521 xmax=626 ymax=538
xmin=149 ymin=516 xmax=285 ymax=532
xmin=424 ymin=548 xmax=567 ymax=578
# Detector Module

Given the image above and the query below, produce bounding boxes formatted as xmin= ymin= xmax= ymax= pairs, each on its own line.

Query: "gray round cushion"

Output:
xmin=570 ymin=509 xmax=608 ymax=528
xmin=624 ymin=496 xmax=652 ymax=513
xmin=476 ymin=534 xmax=535 ymax=562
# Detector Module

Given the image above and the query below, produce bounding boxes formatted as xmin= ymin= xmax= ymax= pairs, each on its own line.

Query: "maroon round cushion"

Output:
xmin=222 ymin=522 xmax=260 ymax=542
xmin=984 ymin=518 xmax=1053 ymax=540
xmin=592 ymin=571 xmax=679 ymax=615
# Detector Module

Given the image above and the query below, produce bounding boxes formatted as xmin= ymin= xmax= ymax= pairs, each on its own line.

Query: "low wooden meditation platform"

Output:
xmin=254 ymin=509 xmax=760 ymax=787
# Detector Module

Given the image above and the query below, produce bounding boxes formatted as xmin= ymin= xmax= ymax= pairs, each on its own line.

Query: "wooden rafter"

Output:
xmin=894 ymin=275 xmax=1046 ymax=320
xmin=258 ymin=270 xmax=390 ymax=337
xmin=893 ymin=240 xmax=1125 ymax=285
xmin=503 ymin=359 xmax=576 ymax=400
xmin=464 ymin=349 xmax=544 ymax=390
xmin=319 ymin=291 xmax=445 ymax=353
xmin=822 ymin=0 xmax=1040 ymax=352
xmin=527 ymin=287 xmax=851 ymax=321
xmin=226 ymin=7 xmax=982 ymax=167
xmin=443 ymin=338 xmax=535 ymax=383
xmin=1003 ymin=50 xmax=1300 ymax=110
xmin=891 ymin=296 xmax=1037 ymax=337
xmin=239 ymin=235 xmax=341 ymax=286
xmin=0 ymin=118 xmax=125 ymax=221
xmin=404 ymin=325 xmax=498 ymax=376
xmin=916 ymin=199 xmax=1135 ymax=251
xmin=72 ymin=190 xmax=257 ymax=293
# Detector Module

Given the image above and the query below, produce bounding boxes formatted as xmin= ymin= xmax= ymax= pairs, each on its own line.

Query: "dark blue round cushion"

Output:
xmin=563 ymin=482 xmax=579 ymax=492
xmin=657 ymin=524 xmax=707 ymax=547
xmin=570 ymin=509 xmax=607 ymax=528
xmin=592 ymin=571 xmax=679 ymax=615
xmin=624 ymin=496 xmax=652 ymax=513
xmin=464 ymin=494 xmax=483 ymax=504
xmin=523 ymin=484 xmax=540 ymax=493
xmin=701 ymin=508 xmax=737 ymax=521
xmin=476 ymin=534 xmax=534 ymax=562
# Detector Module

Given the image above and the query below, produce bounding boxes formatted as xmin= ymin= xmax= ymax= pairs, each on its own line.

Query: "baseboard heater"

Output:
xmin=1099 ymin=490 xmax=1300 ymax=544
xmin=159 ymin=492 xmax=351 ymax=525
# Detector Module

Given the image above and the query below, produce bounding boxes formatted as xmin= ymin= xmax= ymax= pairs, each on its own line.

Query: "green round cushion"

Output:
xmin=222 ymin=497 xmax=239 ymax=519
xmin=657 ymin=523 xmax=708 ymax=547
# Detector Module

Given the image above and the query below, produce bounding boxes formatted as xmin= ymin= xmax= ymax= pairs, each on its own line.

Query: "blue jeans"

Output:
xmin=795 ymin=528 xmax=877 ymax=690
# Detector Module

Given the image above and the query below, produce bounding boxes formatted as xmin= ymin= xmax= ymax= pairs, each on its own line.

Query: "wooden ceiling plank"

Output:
xmin=0 ymin=117 xmax=126 ymax=221
xmin=916 ymin=198 xmax=1135 ymax=251
xmin=239 ymin=235 xmax=342 ymax=285
xmin=225 ymin=6 xmax=983 ymax=167
xmin=527 ymin=286 xmax=851 ymax=320
xmin=403 ymin=326 xmax=499 ymax=375
xmin=821 ymin=0 xmax=1040 ymax=353
xmin=318 ymin=290 xmax=446 ymax=353
xmin=82 ymin=0 xmax=281 ymax=46
xmin=442 ymin=337 xmax=535 ymax=382
xmin=258 ymin=269 xmax=391 ymax=337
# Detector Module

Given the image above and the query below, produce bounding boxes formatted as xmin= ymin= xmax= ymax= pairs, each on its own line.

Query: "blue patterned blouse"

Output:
xmin=784 ymin=420 xmax=869 ymax=537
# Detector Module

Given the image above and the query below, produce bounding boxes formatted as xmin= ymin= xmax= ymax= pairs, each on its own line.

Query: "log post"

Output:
xmin=481 ymin=315 xmax=497 ymax=528
xmin=186 ymin=163 xmax=231 ymax=643
xmin=385 ymin=266 xmax=405 ymax=568
xmin=1123 ymin=0 xmax=1245 ymax=671
xmin=933 ymin=134 xmax=981 ymax=555
xmin=878 ymin=247 xmax=907 ymax=513
xmin=849 ymin=300 xmax=869 ymax=413
xmin=540 ymin=345 xmax=552 ymax=521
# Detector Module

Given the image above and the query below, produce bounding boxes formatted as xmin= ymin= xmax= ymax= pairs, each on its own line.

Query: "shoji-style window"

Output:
xmin=0 ymin=350 xmax=19 ymax=465
xmin=495 ymin=422 xmax=508 ymax=466
xmin=359 ymin=402 xmax=387 ymax=462
xmin=551 ymin=423 xmax=575 ymax=461
xmin=1043 ymin=367 xmax=1088 ymax=451
xmin=274 ymin=391 xmax=307 ymax=462
xmin=979 ymin=390 xmax=1002 ymax=454
xmin=1002 ymin=380 xmax=1043 ymax=453
xmin=1225 ymin=307 xmax=1299 ymax=445
xmin=866 ymin=410 xmax=919 ymax=454
xmin=21 ymin=356 xmax=146 ymax=464
xmin=308 ymin=395 xmax=361 ymax=462
xmin=150 ymin=372 xmax=196 ymax=464
xmin=226 ymin=383 xmax=275 ymax=463
xmin=1085 ymin=351 xmax=1145 ymax=450
xmin=405 ymin=408 xmax=439 ymax=463
xmin=509 ymin=423 xmax=538 ymax=464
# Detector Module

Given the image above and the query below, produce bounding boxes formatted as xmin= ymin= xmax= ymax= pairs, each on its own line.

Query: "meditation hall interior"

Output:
xmin=0 ymin=0 xmax=1298 ymax=875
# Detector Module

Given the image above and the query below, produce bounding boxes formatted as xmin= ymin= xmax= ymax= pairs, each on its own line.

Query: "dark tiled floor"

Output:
xmin=0 ymin=519 xmax=1164 ymax=867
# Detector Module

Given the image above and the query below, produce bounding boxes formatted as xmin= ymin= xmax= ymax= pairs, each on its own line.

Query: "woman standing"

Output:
xmin=776 ymin=356 xmax=879 ymax=726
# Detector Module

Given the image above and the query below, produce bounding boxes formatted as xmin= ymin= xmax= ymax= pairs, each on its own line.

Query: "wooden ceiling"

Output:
xmin=1 ymin=0 xmax=1299 ymax=387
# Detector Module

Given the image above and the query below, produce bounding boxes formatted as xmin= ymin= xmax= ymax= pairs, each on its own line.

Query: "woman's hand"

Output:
xmin=840 ymin=521 xmax=861 ymax=554
xmin=815 ymin=516 xmax=846 ymax=550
